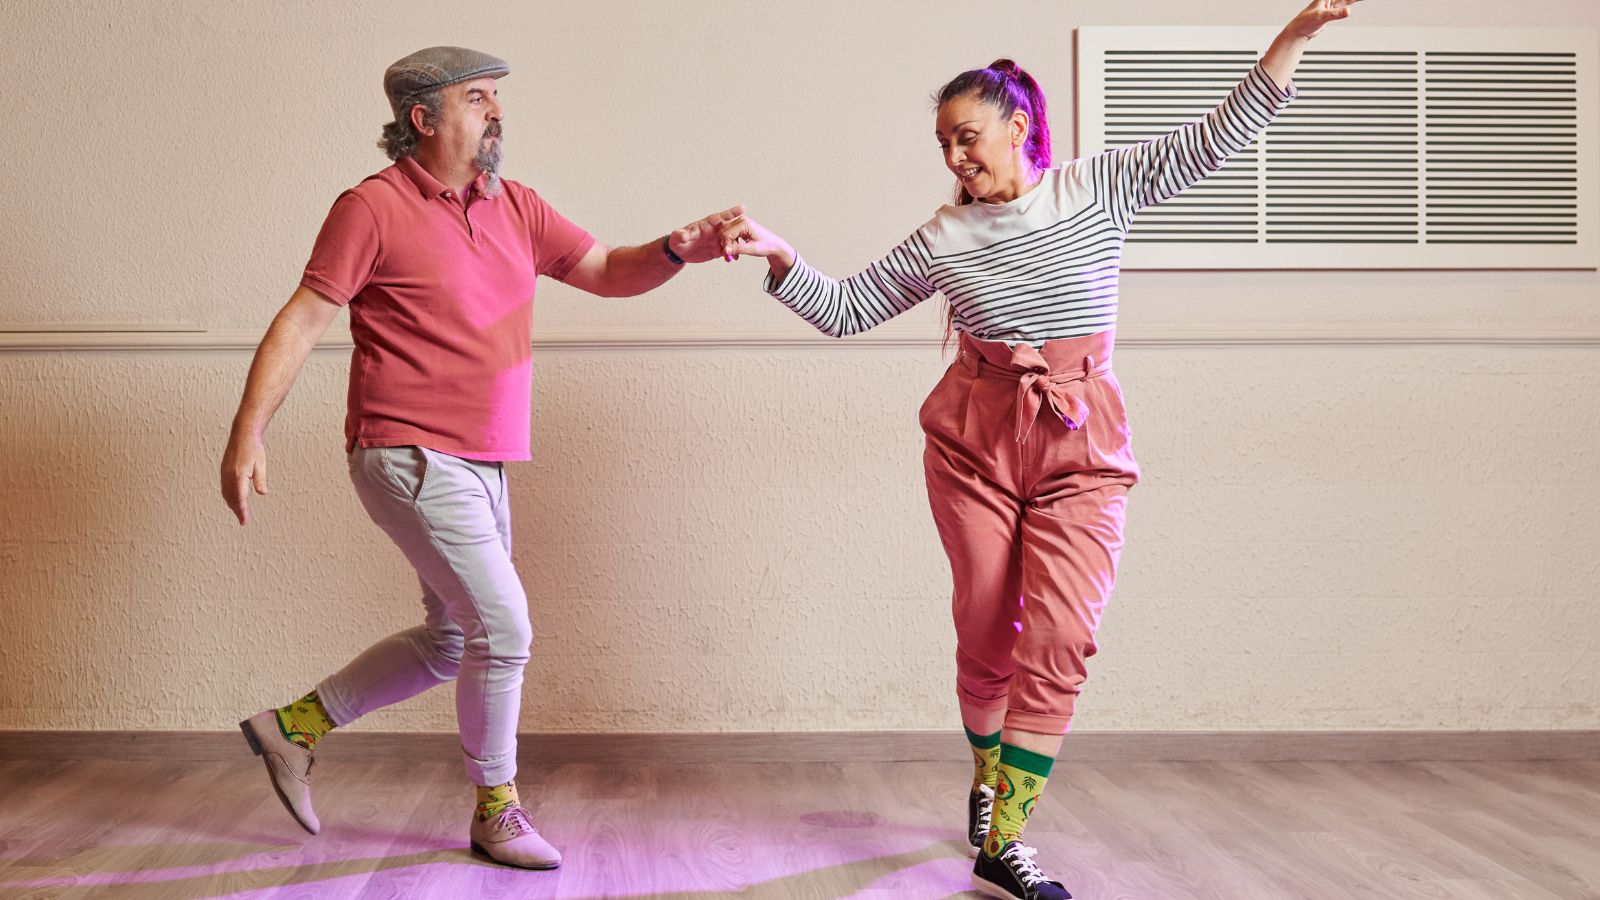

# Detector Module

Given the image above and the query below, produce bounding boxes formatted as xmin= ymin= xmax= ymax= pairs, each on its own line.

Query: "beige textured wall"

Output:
xmin=1 ymin=0 xmax=1597 ymax=734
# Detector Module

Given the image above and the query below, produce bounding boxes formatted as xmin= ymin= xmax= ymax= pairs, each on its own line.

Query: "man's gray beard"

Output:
xmin=475 ymin=138 xmax=503 ymax=197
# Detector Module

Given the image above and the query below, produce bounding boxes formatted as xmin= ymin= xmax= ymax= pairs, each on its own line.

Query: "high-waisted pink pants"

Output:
xmin=920 ymin=330 xmax=1140 ymax=735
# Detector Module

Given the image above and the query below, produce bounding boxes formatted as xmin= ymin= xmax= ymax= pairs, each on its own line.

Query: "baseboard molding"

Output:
xmin=0 ymin=730 xmax=1594 ymax=764
xmin=5 ymin=323 xmax=1600 ymax=352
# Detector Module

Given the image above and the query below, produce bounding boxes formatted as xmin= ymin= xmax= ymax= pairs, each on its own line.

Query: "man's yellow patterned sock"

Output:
xmin=983 ymin=743 xmax=1055 ymax=858
xmin=475 ymin=782 xmax=519 ymax=821
xmin=966 ymin=726 xmax=1002 ymax=794
xmin=274 ymin=690 xmax=336 ymax=751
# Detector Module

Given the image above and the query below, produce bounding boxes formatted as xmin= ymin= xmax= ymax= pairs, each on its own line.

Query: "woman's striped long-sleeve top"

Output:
xmin=764 ymin=63 xmax=1297 ymax=345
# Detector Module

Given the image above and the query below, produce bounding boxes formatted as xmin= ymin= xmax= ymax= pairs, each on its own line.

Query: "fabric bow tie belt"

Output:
xmin=974 ymin=342 xmax=1112 ymax=444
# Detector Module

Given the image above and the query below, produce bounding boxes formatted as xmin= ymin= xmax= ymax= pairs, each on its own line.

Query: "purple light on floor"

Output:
xmin=1013 ymin=620 xmax=1023 ymax=633
xmin=0 ymin=839 xmax=464 ymax=891
xmin=0 ymin=831 xmax=964 ymax=897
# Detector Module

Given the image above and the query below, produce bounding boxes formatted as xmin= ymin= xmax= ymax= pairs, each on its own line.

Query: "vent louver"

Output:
xmin=1077 ymin=27 xmax=1598 ymax=268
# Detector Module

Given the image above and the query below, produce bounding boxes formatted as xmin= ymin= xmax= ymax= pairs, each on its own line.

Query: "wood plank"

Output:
xmin=1 ymin=729 xmax=1595 ymax=764
xmin=3 ymin=758 xmax=1599 ymax=898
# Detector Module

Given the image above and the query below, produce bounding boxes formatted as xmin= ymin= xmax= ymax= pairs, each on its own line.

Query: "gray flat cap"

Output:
xmin=383 ymin=46 xmax=510 ymax=119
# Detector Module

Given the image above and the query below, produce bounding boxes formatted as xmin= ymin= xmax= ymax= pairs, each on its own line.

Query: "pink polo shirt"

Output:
xmin=301 ymin=157 xmax=594 ymax=461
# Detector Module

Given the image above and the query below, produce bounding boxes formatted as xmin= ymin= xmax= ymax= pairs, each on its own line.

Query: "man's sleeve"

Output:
xmin=300 ymin=192 xmax=382 ymax=306
xmin=526 ymin=189 xmax=597 ymax=281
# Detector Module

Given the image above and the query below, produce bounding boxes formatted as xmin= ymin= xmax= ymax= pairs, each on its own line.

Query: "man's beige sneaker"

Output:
xmin=239 ymin=709 xmax=320 ymax=835
xmin=469 ymin=805 xmax=561 ymax=869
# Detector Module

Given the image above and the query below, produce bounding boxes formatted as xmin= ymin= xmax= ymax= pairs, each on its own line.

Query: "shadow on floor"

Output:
xmin=0 ymin=837 xmax=978 ymax=899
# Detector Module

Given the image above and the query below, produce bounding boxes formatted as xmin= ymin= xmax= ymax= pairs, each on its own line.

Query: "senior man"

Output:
xmin=222 ymin=46 xmax=738 ymax=869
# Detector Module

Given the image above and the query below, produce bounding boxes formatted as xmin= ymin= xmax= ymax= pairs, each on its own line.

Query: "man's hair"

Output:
xmin=377 ymin=89 xmax=444 ymax=161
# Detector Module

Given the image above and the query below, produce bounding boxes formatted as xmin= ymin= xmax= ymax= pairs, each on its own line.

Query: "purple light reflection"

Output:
xmin=0 ymin=831 xmax=971 ymax=898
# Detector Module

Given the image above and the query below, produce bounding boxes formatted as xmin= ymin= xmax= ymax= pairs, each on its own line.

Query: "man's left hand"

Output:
xmin=668 ymin=205 xmax=747 ymax=263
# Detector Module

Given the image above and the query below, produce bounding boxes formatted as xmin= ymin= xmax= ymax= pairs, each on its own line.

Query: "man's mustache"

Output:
xmin=482 ymin=122 xmax=502 ymax=140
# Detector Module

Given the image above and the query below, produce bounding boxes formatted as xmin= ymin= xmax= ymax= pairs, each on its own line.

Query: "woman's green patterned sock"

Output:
xmin=983 ymin=742 xmax=1055 ymax=858
xmin=966 ymin=726 xmax=1002 ymax=793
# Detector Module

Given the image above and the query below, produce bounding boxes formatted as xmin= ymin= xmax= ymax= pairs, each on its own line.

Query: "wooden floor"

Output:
xmin=0 ymin=755 xmax=1596 ymax=899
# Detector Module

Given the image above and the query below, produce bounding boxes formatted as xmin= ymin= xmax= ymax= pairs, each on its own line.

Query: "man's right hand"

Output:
xmin=221 ymin=433 xmax=270 ymax=525
xmin=219 ymin=285 xmax=342 ymax=526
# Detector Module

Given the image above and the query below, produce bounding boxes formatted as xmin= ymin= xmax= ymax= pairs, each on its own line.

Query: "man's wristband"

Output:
xmin=661 ymin=235 xmax=685 ymax=266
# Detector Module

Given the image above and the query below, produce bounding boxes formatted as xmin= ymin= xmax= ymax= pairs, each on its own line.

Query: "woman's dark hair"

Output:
xmin=934 ymin=58 xmax=1052 ymax=206
xmin=934 ymin=60 xmax=1053 ymax=347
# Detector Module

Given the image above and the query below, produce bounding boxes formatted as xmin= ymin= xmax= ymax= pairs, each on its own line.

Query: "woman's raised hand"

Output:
xmin=1284 ymin=0 xmax=1362 ymax=40
xmin=1262 ymin=0 xmax=1362 ymax=88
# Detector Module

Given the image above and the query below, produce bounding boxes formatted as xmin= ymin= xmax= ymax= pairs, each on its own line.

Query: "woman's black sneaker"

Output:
xmin=972 ymin=840 xmax=1073 ymax=899
xmin=967 ymin=784 xmax=995 ymax=857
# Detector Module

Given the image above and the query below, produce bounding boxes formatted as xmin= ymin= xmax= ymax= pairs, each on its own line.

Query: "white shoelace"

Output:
xmin=1002 ymin=842 xmax=1050 ymax=889
xmin=974 ymin=784 xmax=995 ymax=838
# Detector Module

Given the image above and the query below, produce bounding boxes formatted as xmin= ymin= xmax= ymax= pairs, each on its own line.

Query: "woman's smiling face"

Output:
xmin=936 ymin=92 xmax=1031 ymax=203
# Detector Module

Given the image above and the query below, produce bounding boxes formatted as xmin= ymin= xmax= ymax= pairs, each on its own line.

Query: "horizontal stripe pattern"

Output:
xmin=764 ymin=229 xmax=937 ymax=338
xmin=767 ymin=63 xmax=1295 ymax=344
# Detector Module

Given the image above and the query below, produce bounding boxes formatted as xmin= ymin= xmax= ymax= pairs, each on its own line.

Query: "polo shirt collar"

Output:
xmin=467 ymin=170 xmax=496 ymax=202
xmin=396 ymin=156 xmax=497 ymax=203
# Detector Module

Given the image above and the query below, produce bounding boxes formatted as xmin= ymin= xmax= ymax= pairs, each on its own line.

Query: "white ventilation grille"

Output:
xmin=1076 ymin=27 xmax=1599 ymax=268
